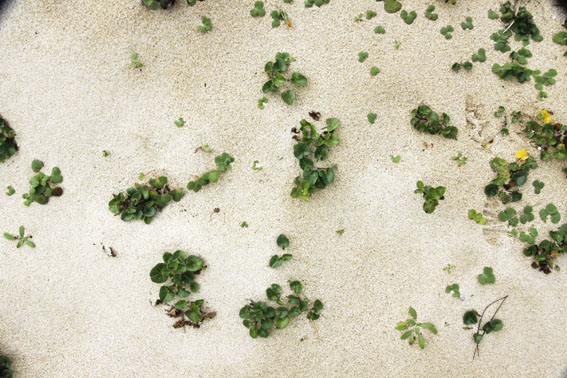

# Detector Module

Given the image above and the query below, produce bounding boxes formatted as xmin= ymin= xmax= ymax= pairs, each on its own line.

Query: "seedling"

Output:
xmin=195 ymin=144 xmax=213 ymax=153
xmin=539 ymin=203 xmax=561 ymax=224
xmin=252 ymin=160 xmax=263 ymax=171
xmin=336 ymin=229 xmax=345 ymax=235
xmin=451 ymin=61 xmax=473 ymax=72
xmin=498 ymin=207 xmax=518 ymax=227
xmin=5 ymin=186 xmax=15 ymax=196
xmin=532 ymin=180 xmax=544 ymax=194
xmin=553 ymin=28 xmax=567 ymax=56
xmin=269 ymin=254 xmax=293 ymax=268
xmin=239 ymin=281 xmax=323 ymax=338
xmin=395 ymin=307 xmax=437 ymax=350
xmin=374 ymin=25 xmax=386 ymax=34
xmin=240 ymin=221 xmax=248 ymax=228
xmin=520 ymin=227 xmax=538 ymax=244
xmin=277 ymin=234 xmax=289 ymax=250
xmin=498 ymin=2 xmax=543 ymax=46
xmin=465 ymin=296 xmax=507 ymax=360
xmin=410 ymin=105 xmax=458 ymax=139
xmin=424 ymin=5 xmax=437 ymax=21
xmin=377 ymin=0 xmax=401 ymax=14
xmin=509 ymin=47 xmax=532 ymax=65
xmin=0 ymin=116 xmax=17 ymax=163
xmin=415 ymin=181 xmax=446 ymax=214
xmin=174 ymin=117 xmax=185 ymax=127
xmin=354 ymin=14 xmax=364 ymax=22
xmin=393 ymin=40 xmax=401 ymax=50
xmin=129 ymin=52 xmax=142 ymax=69
xmin=445 ymin=283 xmax=460 ymax=298
xmin=198 ymin=16 xmax=212 ymax=33
xmin=488 ymin=9 xmax=499 ymax=20
xmin=366 ymin=10 xmax=377 ymax=20
xmin=440 ymin=25 xmax=454 ymax=40
xmin=443 ymin=264 xmax=456 ymax=274
xmin=520 ymin=206 xmax=534 ymax=224
xmin=367 ymin=113 xmax=377 ymax=124
xmin=390 ymin=155 xmax=401 ymax=163
xmin=400 ymin=10 xmax=416 ymax=25
xmin=477 ymin=267 xmax=495 ymax=285
xmin=3 ymin=225 xmax=36 ymax=248
xmin=102 ymin=150 xmax=111 ymax=157
xmin=250 ymin=1 xmax=266 ymax=17
xmin=468 ymin=209 xmax=487 ymax=225
xmin=142 ymin=0 xmax=174 ymax=10
xmin=471 ymin=48 xmax=486 ymax=63
xmin=109 ymin=176 xmax=185 ymax=224
xmin=271 ymin=10 xmax=291 ymax=27
xmin=257 ymin=97 xmax=268 ymax=109
xmin=187 ymin=152 xmax=235 ymax=192
xmin=0 ymin=355 xmax=12 ymax=378
xmin=304 ymin=0 xmax=330 ymax=7
xmin=484 ymin=156 xmax=538 ymax=204
xmin=370 ymin=66 xmax=381 ymax=76
xmin=523 ymin=223 xmax=567 ymax=273
xmin=290 ymin=118 xmax=340 ymax=200
xmin=522 ymin=110 xmax=567 ymax=161
xmin=461 ymin=16 xmax=473 ymax=30
xmin=150 ymin=250 xmax=215 ymax=328
xmin=452 ymin=152 xmax=467 ymax=167
xmin=494 ymin=106 xmax=505 ymax=117
xmin=22 ymin=159 xmax=63 ymax=206
xmin=358 ymin=52 xmax=369 ymax=63
xmin=262 ymin=52 xmax=307 ymax=105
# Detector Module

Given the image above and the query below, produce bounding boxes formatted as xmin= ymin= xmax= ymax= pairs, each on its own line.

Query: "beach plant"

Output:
xmin=22 ymin=160 xmax=63 ymax=206
xmin=410 ymin=104 xmax=458 ymax=139
xmin=400 ymin=10 xmax=417 ymax=25
xmin=374 ymin=25 xmax=386 ymax=34
xmin=477 ymin=267 xmax=495 ymax=285
xmin=440 ymin=25 xmax=454 ymax=40
xmin=0 ymin=116 xmax=17 ymax=163
xmin=187 ymin=152 xmax=234 ymax=192
xmin=523 ymin=223 xmax=567 ymax=273
xmin=291 ymin=118 xmax=339 ymax=200
xmin=5 ymin=186 xmax=15 ymax=196
xmin=358 ymin=52 xmax=369 ymax=62
xmin=354 ymin=14 xmax=364 ymax=22
xmin=240 ymin=221 xmax=248 ymax=228
xmin=394 ymin=40 xmax=401 ymax=50
xmin=522 ymin=111 xmax=567 ymax=161
xmin=269 ymin=254 xmax=293 ymax=268
xmin=129 ymin=52 xmax=142 ymax=69
xmin=271 ymin=10 xmax=291 ymax=27
xmin=150 ymin=250 xmax=215 ymax=328
xmin=174 ymin=117 xmax=185 ymax=127
xmin=239 ymin=281 xmax=323 ymax=338
xmin=472 ymin=48 xmax=486 ymax=63
xmin=520 ymin=206 xmax=534 ymax=224
xmin=262 ymin=52 xmax=307 ymax=105
xmin=445 ymin=283 xmax=460 ymax=298
xmin=451 ymin=61 xmax=473 ymax=72
xmin=499 ymin=2 xmax=543 ymax=46
xmin=250 ymin=1 xmax=266 ymax=17
xmin=376 ymin=0 xmax=401 ymax=14
xmin=494 ymin=106 xmax=506 ymax=118
xmin=336 ymin=229 xmax=345 ymax=235
xmin=0 ymin=355 xmax=12 ymax=378
xmin=465 ymin=296 xmax=507 ymax=360
xmin=498 ymin=207 xmax=518 ymax=227
xmin=424 ymin=5 xmax=438 ymax=21
xmin=252 ymin=160 xmax=263 ymax=170
xmin=443 ymin=264 xmax=456 ymax=274
xmin=367 ymin=113 xmax=377 ymax=124
xmin=109 ymin=176 xmax=185 ymax=224
xmin=198 ymin=16 xmax=212 ymax=32
xmin=488 ymin=9 xmax=499 ymax=20
xmin=366 ymin=10 xmax=377 ymax=20
xmin=391 ymin=154 xmax=401 ymax=163
xmin=3 ymin=225 xmax=36 ymax=249
xmin=304 ymin=0 xmax=330 ymax=7
xmin=257 ymin=97 xmax=268 ymax=109
xmin=461 ymin=16 xmax=473 ymax=30
xmin=532 ymin=180 xmax=544 ymax=194
xmin=395 ymin=307 xmax=437 ymax=350
xmin=539 ymin=203 xmax=561 ymax=224
xmin=370 ymin=66 xmax=381 ymax=76
xmin=415 ymin=181 xmax=446 ymax=214
xmin=277 ymin=233 xmax=289 ymax=249
xmin=553 ymin=26 xmax=567 ymax=56
xmin=484 ymin=156 xmax=538 ymax=204
xmin=142 ymin=0 xmax=205 ymax=10
xmin=195 ymin=144 xmax=213 ymax=153
xmin=452 ymin=152 xmax=467 ymax=167
xmin=468 ymin=209 xmax=487 ymax=225
xmin=519 ymin=227 xmax=538 ymax=244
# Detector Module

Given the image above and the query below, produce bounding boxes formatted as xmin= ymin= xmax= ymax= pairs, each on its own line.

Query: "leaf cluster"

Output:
xmin=532 ymin=180 xmax=544 ymax=194
xmin=271 ymin=10 xmax=291 ymax=27
xmin=3 ymin=225 xmax=35 ymax=249
xmin=445 ymin=283 xmax=460 ymax=298
xmin=262 ymin=53 xmax=307 ymax=105
xmin=484 ymin=156 xmax=538 ymax=204
xmin=539 ymin=203 xmax=561 ymax=224
xmin=468 ymin=209 xmax=486 ymax=225
xmin=523 ymin=224 xmax=567 ymax=273
xmin=400 ymin=10 xmax=417 ymax=25
xmin=305 ymin=0 xmax=330 ymax=7
xmin=0 ymin=116 xmax=18 ymax=163
xmin=499 ymin=2 xmax=543 ymax=46
xmin=269 ymin=254 xmax=293 ymax=268
xmin=376 ymin=0 xmax=401 ymax=14
xmin=465 ymin=296 xmax=507 ymax=360
xmin=415 ymin=181 xmax=446 ymax=214
xmin=198 ymin=16 xmax=212 ymax=32
xmin=440 ymin=25 xmax=454 ymax=40
xmin=477 ymin=267 xmax=495 ymax=285
xmin=0 ymin=355 xmax=12 ymax=378
xmin=395 ymin=307 xmax=437 ymax=350
xmin=424 ymin=5 xmax=437 ymax=21
xmin=250 ymin=1 xmax=266 ymax=17
xmin=187 ymin=153 xmax=235 ymax=192
xmin=22 ymin=159 xmax=63 ymax=206
xmin=411 ymin=105 xmax=458 ymax=139
xmin=461 ymin=16 xmax=473 ymax=30
xmin=523 ymin=117 xmax=567 ymax=161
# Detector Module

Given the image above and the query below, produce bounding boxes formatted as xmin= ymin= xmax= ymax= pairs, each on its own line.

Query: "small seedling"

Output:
xmin=452 ymin=152 xmax=467 ymax=167
xmin=520 ymin=227 xmax=538 ymax=244
xmin=252 ymin=160 xmax=263 ymax=171
xmin=277 ymin=234 xmax=289 ymax=250
xmin=468 ymin=209 xmax=487 ymax=225
xmin=195 ymin=144 xmax=213 ymax=153
xmin=393 ymin=40 xmax=401 ymax=50
xmin=129 ymin=52 xmax=142 ymax=69
xmin=553 ymin=28 xmax=567 ymax=56
xmin=374 ymin=25 xmax=386 ymax=34
xmin=250 ymin=1 xmax=266 ymax=17
xmin=532 ymin=180 xmax=544 ymax=194
xmin=424 ymin=5 xmax=437 ymax=21
xmin=109 ymin=176 xmax=185 ymax=224
xmin=520 ymin=206 xmax=535 ymax=224
xmin=465 ymin=296 xmax=507 ymax=360
xmin=239 ymin=281 xmax=323 ymax=338
xmin=451 ymin=61 xmax=473 ymax=72
xmin=22 ymin=159 xmax=63 ymax=206
xmin=262 ymin=52 xmax=307 ymax=105
xmin=445 ymin=283 xmax=460 ymax=298
xmin=477 ymin=267 xmax=495 ymax=285
xmin=269 ymin=254 xmax=292 ymax=268
xmin=443 ymin=264 xmax=456 ymax=274
xmin=150 ymin=250 xmax=215 ymax=328
xmin=240 ymin=221 xmax=248 ymax=228
xmin=174 ymin=117 xmax=185 ymax=127
xmin=498 ymin=207 xmax=518 ymax=227
xmin=390 ymin=155 xmax=401 ymax=163
xmin=304 ymin=0 xmax=330 ymax=8
xmin=410 ymin=105 xmax=458 ymax=139
xmin=336 ymin=229 xmax=345 ymax=235
xmin=395 ymin=307 xmax=437 ymax=350
xmin=198 ymin=16 xmax=212 ymax=33
xmin=461 ymin=16 xmax=473 ymax=30
xmin=471 ymin=48 xmax=486 ymax=63
xmin=509 ymin=47 xmax=532 ymax=65
xmin=142 ymin=0 xmax=174 ymax=10
xmin=5 ymin=186 xmax=15 ymax=196
xmin=354 ymin=14 xmax=364 ymax=22
xmin=367 ymin=113 xmax=377 ymax=124
xmin=358 ymin=52 xmax=369 ymax=63
xmin=377 ymin=0 xmax=401 ymax=14
xmin=539 ymin=203 xmax=561 ymax=224
xmin=488 ymin=9 xmax=499 ymax=20
xmin=271 ymin=10 xmax=291 ymax=27
xmin=415 ymin=181 xmax=446 ymax=214
xmin=102 ymin=150 xmax=111 ymax=157
xmin=257 ymin=97 xmax=268 ymax=109
xmin=494 ymin=106 xmax=505 ymax=117
xmin=440 ymin=25 xmax=454 ymax=40
xmin=366 ymin=10 xmax=377 ymax=20
xmin=370 ymin=66 xmax=381 ymax=76
xmin=0 ymin=116 xmax=17 ymax=162
xmin=400 ymin=10 xmax=417 ymax=25
xmin=0 ymin=355 xmax=13 ymax=378
xmin=4 ymin=225 xmax=36 ymax=248
xmin=187 ymin=153 xmax=235 ymax=192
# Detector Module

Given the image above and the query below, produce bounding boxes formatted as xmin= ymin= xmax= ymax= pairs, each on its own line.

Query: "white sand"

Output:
xmin=1 ymin=0 xmax=567 ymax=376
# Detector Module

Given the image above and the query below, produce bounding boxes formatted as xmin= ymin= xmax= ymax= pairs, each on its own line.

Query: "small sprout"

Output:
xmin=268 ymin=253 xmax=292 ymax=268
xmin=400 ymin=10 xmax=417 ymax=25
xmin=174 ymin=117 xmax=185 ymax=127
xmin=304 ymin=0 xmax=330 ymax=8
xmin=451 ymin=61 xmax=473 ymax=72
xmin=443 ymin=264 xmax=456 ymax=274
xmin=129 ymin=52 xmax=142 ymax=69
xmin=374 ymin=25 xmax=386 ymax=34
xmin=468 ymin=209 xmax=487 ymax=225
xmin=390 ymin=154 xmax=401 ymax=163
xmin=494 ymin=106 xmax=505 ymax=117
xmin=102 ymin=150 xmax=111 ymax=157
xmin=415 ymin=181 xmax=446 ymax=214
xmin=257 ymin=97 xmax=268 ymax=109
xmin=424 ymin=5 xmax=437 ymax=21
xmin=250 ymin=1 xmax=266 ymax=17
xmin=498 ymin=207 xmax=518 ymax=227
xmin=484 ymin=156 xmax=537 ymax=204
xmin=532 ymin=180 xmax=544 ymax=194
xmin=195 ymin=144 xmax=213 ymax=153
xmin=262 ymin=52 xmax=306 ymax=105
xmin=519 ymin=227 xmax=538 ymax=244
xmin=394 ymin=40 xmax=401 ymax=50
xmin=440 ymin=25 xmax=454 ymax=40
xmin=539 ymin=203 xmax=561 ymax=224
xmin=471 ymin=48 xmax=486 ymax=63
xmin=354 ymin=14 xmax=363 ymax=22
xmin=477 ymin=267 xmax=495 ymax=285
xmin=395 ymin=307 xmax=437 ymax=350
xmin=23 ymin=160 xmax=64 ymax=206
xmin=240 ymin=221 xmax=248 ymax=228
xmin=0 ymin=116 xmax=18 ymax=163
xmin=276 ymin=234 xmax=289 ymax=250
xmin=252 ymin=160 xmax=263 ymax=171
xmin=187 ymin=153 xmax=235 ymax=192
xmin=367 ymin=113 xmax=377 ymax=124
xmin=198 ymin=16 xmax=212 ymax=33
xmin=4 ymin=225 xmax=36 ymax=248
xmin=138 ymin=172 xmax=146 ymax=181
xmin=487 ymin=9 xmax=499 ymax=20
xmin=519 ymin=206 xmax=534 ymax=224
xmin=445 ymin=283 xmax=460 ymax=298
xmin=6 ymin=186 xmax=15 ymax=196
xmin=31 ymin=159 xmax=44 ymax=173
xmin=461 ymin=16 xmax=473 ymax=30
xmin=271 ymin=10 xmax=291 ymax=28
xmin=358 ymin=51 xmax=369 ymax=63
xmin=451 ymin=152 xmax=467 ymax=167
xmin=370 ymin=66 xmax=381 ymax=76
xmin=336 ymin=229 xmax=345 ymax=235
xmin=366 ymin=10 xmax=377 ymax=20
xmin=410 ymin=104 xmax=458 ymax=140
xmin=463 ymin=310 xmax=479 ymax=325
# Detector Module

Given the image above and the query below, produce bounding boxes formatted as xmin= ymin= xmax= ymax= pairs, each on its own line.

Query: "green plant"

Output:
xmin=174 ymin=117 xmax=185 ymax=127
xmin=367 ymin=113 xmax=377 ymax=124
xmin=465 ymin=296 xmax=507 ymax=360
xmin=239 ymin=281 xmax=323 ymax=338
xmin=240 ymin=221 xmax=248 ymax=228
xmin=376 ymin=0 xmax=401 ymax=13
xmin=370 ymin=66 xmax=381 ymax=76
xmin=520 ymin=206 xmax=534 ymax=224
xmin=532 ymin=180 xmax=544 ymax=194
xmin=400 ymin=10 xmax=417 ymax=25
xmin=553 ymin=26 xmax=567 ymax=56
xmin=509 ymin=47 xmax=532 ymax=65
xmin=109 ymin=176 xmax=185 ymax=224
xmin=252 ymin=160 xmax=263 ymax=170
xmin=491 ymin=29 xmax=512 ymax=52
xmin=539 ymin=203 xmax=561 ymax=224
xmin=471 ymin=48 xmax=486 ymax=63
xmin=391 ymin=154 xmax=401 ymax=163
xmin=187 ymin=152 xmax=234 ymax=192
xmin=440 ymin=25 xmax=454 ymax=40
xmin=374 ymin=25 xmax=386 ymax=34
xmin=22 ymin=159 xmax=63 ymax=206
xmin=0 ymin=116 xmax=17 ymax=163
xmin=461 ymin=16 xmax=473 ymax=30
xmin=5 ymin=186 xmax=15 ymax=196
xmin=498 ymin=207 xmax=518 ymax=227
xmin=522 ymin=112 xmax=567 ymax=161
xmin=142 ymin=0 xmax=173 ymax=10
xmin=477 ymin=267 xmax=495 ymax=285
xmin=484 ymin=156 xmax=538 ymax=204
xmin=272 ymin=9 xmax=291 ymax=27
xmin=468 ymin=209 xmax=487 ymax=225
xmin=520 ymin=227 xmax=538 ymax=244
xmin=451 ymin=61 xmax=473 ymax=72
xmin=336 ymin=229 xmax=345 ymax=235
xmin=150 ymin=250 xmax=215 ymax=328
xmin=257 ymin=97 xmax=268 ymax=109
xmin=415 ymin=181 xmax=446 ymax=214
xmin=269 ymin=254 xmax=293 ymax=268
xmin=262 ymin=52 xmax=307 ymax=105
xmin=445 ymin=283 xmax=460 ymax=298
xmin=443 ymin=264 xmax=456 ymax=274
xmin=290 ymin=118 xmax=339 ymax=200
xmin=304 ymin=0 xmax=330 ymax=7
xmin=358 ymin=52 xmax=369 ymax=63
xmin=395 ymin=307 xmax=437 ymax=350
xmin=410 ymin=105 xmax=458 ymax=139
xmin=498 ymin=2 xmax=543 ymax=46
xmin=0 ymin=355 xmax=12 ymax=378
xmin=366 ymin=10 xmax=377 ymax=20
xmin=277 ymin=234 xmax=289 ymax=249
xmin=424 ymin=5 xmax=437 ymax=21
xmin=523 ymin=224 xmax=567 ymax=273
xmin=488 ymin=9 xmax=499 ymax=20
xmin=198 ymin=16 xmax=212 ymax=32
xmin=4 ymin=225 xmax=36 ymax=248
xmin=451 ymin=152 xmax=467 ymax=167
xmin=129 ymin=52 xmax=142 ymax=69
xmin=494 ymin=105 xmax=505 ymax=117
xmin=394 ymin=40 xmax=401 ymax=50
xmin=250 ymin=1 xmax=266 ymax=17
xmin=102 ymin=150 xmax=111 ymax=157
xmin=195 ymin=144 xmax=213 ymax=153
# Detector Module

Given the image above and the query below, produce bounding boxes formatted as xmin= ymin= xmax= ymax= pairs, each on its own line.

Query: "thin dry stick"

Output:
xmin=503 ymin=0 xmax=521 ymax=33
xmin=473 ymin=295 xmax=508 ymax=360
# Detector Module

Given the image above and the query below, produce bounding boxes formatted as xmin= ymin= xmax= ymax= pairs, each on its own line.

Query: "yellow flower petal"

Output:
xmin=516 ymin=149 xmax=529 ymax=160
xmin=540 ymin=109 xmax=552 ymax=124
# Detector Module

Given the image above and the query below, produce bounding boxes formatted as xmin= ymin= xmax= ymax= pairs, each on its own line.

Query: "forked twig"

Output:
xmin=473 ymin=295 xmax=508 ymax=360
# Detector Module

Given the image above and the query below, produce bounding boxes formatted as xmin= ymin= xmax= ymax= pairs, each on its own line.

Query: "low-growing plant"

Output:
xmin=0 ymin=116 xmax=17 ymax=163
xmin=393 ymin=40 xmax=401 ymax=50
xmin=445 ymin=283 xmax=460 ymax=298
xmin=269 ymin=254 xmax=293 ymax=268
xmin=195 ymin=144 xmax=213 ymax=153
xmin=400 ymin=10 xmax=417 ymax=25
xmin=257 ymin=97 xmax=268 ymax=109
xmin=415 ymin=181 xmax=446 ymax=214
xmin=198 ymin=16 xmax=212 ymax=32
xmin=150 ymin=250 xmax=215 ymax=328
xmin=472 ymin=48 xmax=486 ymax=63
xmin=262 ymin=52 xmax=307 ymax=105
xmin=358 ymin=51 xmax=369 ymax=63
xmin=366 ymin=10 xmax=377 ymax=20
xmin=468 ymin=209 xmax=487 ymax=225
xmin=370 ymin=66 xmax=381 ymax=76
xmin=477 ymin=267 xmax=495 ymax=285
xmin=174 ymin=117 xmax=185 ymax=127
xmin=520 ymin=206 xmax=534 ymax=224
xmin=522 ymin=111 xmax=567 ymax=161
xmin=461 ymin=16 xmax=473 ymax=30
xmin=252 ymin=160 xmax=263 ymax=170
xmin=304 ymin=0 xmax=330 ymax=7
xmin=488 ymin=9 xmax=499 ymax=20
xmin=464 ymin=296 xmax=507 ymax=360
xmin=440 ymin=25 xmax=455 ymax=40
xmin=451 ymin=61 xmax=473 ymax=72
xmin=290 ymin=118 xmax=340 ymax=200
xmin=129 ymin=52 xmax=142 ymax=69
xmin=240 ymin=221 xmax=248 ymax=228
xmin=271 ymin=9 xmax=291 ymax=27
xmin=484 ymin=156 xmax=538 ymax=204
xmin=523 ymin=223 xmax=567 ymax=273
xmin=336 ymin=229 xmax=345 ymax=235
xmin=187 ymin=152 xmax=234 ymax=192
xmin=0 ymin=355 xmax=12 ymax=378
xmin=424 ymin=5 xmax=438 ymax=21
xmin=22 ymin=159 xmax=63 ymax=206
xmin=250 ymin=1 xmax=266 ymax=17
xmin=553 ymin=25 xmax=567 ymax=56
xmin=239 ymin=281 xmax=323 ymax=338
xmin=5 ymin=186 xmax=15 ymax=196
xmin=277 ymin=233 xmax=289 ymax=249
xmin=443 ymin=263 xmax=456 ymax=274
xmin=142 ymin=0 xmax=205 ymax=10
xmin=499 ymin=2 xmax=542 ymax=46
xmin=376 ymin=0 xmax=401 ymax=14
xmin=498 ymin=207 xmax=518 ymax=227
xmin=532 ymin=180 xmax=544 ymax=194
xmin=395 ymin=307 xmax=437 ymax=350
xmin=539 ymin=203 xmax=561 ymax=224
xmin=367 ymin=113 xmax=377 ymax=124
xmin=374 ymin=25 xmax=386 ymax=34
xmin=109 ymin=176 xmax=185 ymax=224
xmin=519 ymin=227 xmax=538 ymax=244
xmin=3 ymin=225 xmax=36 ymax=248
xmin=410 ymin=105 xmax=458 ymax=139
xmin=452 ymin=152 xmax=467 ymax=166
xmin=494 ymin=106 xmax=505 ymax=117
xmin=391 ymin=154 xmax=401 ymax=163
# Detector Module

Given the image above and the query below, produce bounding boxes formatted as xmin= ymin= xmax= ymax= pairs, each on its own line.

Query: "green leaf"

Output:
xmin=277 ymin=234 xmax=289 ymax=250
xmin=150 ymin=263 xmax=169 ymax=283
xmin=3 ymin=233 xmax=16 ymax=241
xmin=408 ymin=307 xmax=417 ymax=319
xmin=463 ymin=310 xmax=478 ymax=325
xmin=281 ymin=90 xmax=296 ymax=105
xmin=367 ymin=113 xmax=377 ymax=124
xmin=31 ymin=159 xmax=44 ymax=173
xmin=418 ymin=333 xmax=425 ymax=349
xmin=370 ymin=66 xmax=381 ymax=76
xmin=325 ymin=118 xmax=340 ymax=132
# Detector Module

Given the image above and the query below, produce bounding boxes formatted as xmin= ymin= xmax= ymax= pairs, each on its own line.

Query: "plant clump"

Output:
xmin=3 ymin=225 xmax=35 ymax=249
xmin=523 ymin=224 xmax=567 ymax=273
xmin=0 ymin=116 xmax=17 ymax=163
xmin=142 ymin=0 xmax=205 ymax=10
xmin=410 ymin=105 xmax=458 ymax=139
xmin=484 ymin=156 xmax=538 ymax=204
xmin=262 ymin=53 xmax=307 ymax=105
xmin=187 ymin=152 xmax=234 ymax=192
xmin=395 ymin=307 xmax=437 ymax=350
xmin=304 ymin=0 xmax=330 ymax=7
xmin=22 ymin=159 xmax=63 ymax=206
xmin=415 ymin=181 xmax=446 ymax=214
xmin=522 ymin=111 xmax=567 ymax=161
xmin=109 ymin=176 xmax=185 ymax=224
xmin=0 ymin=355 xmax=12 ymax=378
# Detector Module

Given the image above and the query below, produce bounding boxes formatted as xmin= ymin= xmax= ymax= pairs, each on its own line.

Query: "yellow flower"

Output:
xmin=516 ymin=149 xmax=529 ymax=160
xmin=540 ymin=109 xmax=553 ymax=124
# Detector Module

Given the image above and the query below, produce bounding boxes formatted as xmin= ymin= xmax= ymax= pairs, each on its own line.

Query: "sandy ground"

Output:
xmin=1 ymin=0 xmax=567 ymax=377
